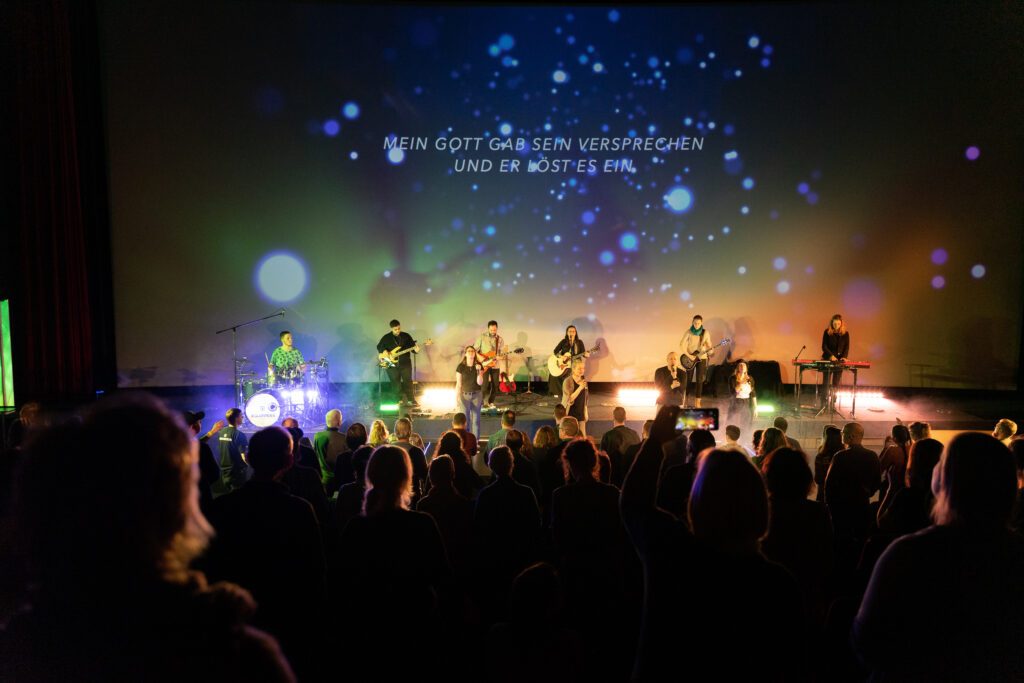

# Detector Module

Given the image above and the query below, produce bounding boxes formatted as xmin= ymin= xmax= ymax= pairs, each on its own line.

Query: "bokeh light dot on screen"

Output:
xmin=773 ymin=257 xmax=787 ymax=270
xmin=663 ymin=186 xmax=693 ymax=213
xmin=806 ymin=193 xmax=818 ymax=205
xmin=738 ymin=266 xmax=747 ymax=275
xmin=680 ymin=290 xmax=691 ymax=301
xmin=482 ymin=280 xmax=493 ymax=291
xmin=931 ymin=248 xmax=948 ymax=265
xmin=485 ymin=225 xmax=496 ymax=236
xmin=322 ymin=119 xmax=340 ymax=136
xmin=387 ymin=148 xmax=405 ymax=164
xmin=931 ymin=275 xmax=945 ymax=289
xmin=647 ymin=56 xmax=659 ymax=68
xmin=776 ymin=281 xmax=790 ymax=294
xmin=740 ymin=205 xmax=750 ymax=214
xmin=383 ymin=270 xmax=391 ymax=278
xmin=553 ymin=70 xmax=569 ymax=84
xmin=965 ymin=146 xmax=980 ymax=161
xmin=600 ymin=250 xmax=615 ymax=265
xmin=608 ymin=9 xmax=620 ymax=23
xmin=842 ymin=278 xmax=883 ymax=317
xmin=499 ymin=122 xmax=513 ymax=136
xmin=497 ymin=33 xmax=515 ymax=50
xmin=748 ymin=36 xmax=760 ymax=48
xmin=797 ymin=182 xmax=809 ymax=195
xmin=349 ymin=151 xmax=358 ymax=160
xmin=581 ymin=210 xmax=595 ymax=225
xmin=255 ymin=253 xmax=308 ymax=303
xmin=742 ymin=177 xmax=754 ymax=190
xmin=619 ymin=232 xmax=639 ymax=251
xmin=342 ymin=102 xmax=359 ymax=119
xmin=593 ymin=62 xmax=604 ymax=73
xmin=971 ymin=264 xmax=986 ymax=278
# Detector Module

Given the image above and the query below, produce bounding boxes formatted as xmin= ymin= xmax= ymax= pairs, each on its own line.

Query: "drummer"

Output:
xmin=268 ymin=330 xmax=306 ymax=382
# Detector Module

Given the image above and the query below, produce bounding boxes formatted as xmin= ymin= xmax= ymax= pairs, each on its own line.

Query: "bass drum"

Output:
xmin=245 ymin=389 xmax=283 ymax=428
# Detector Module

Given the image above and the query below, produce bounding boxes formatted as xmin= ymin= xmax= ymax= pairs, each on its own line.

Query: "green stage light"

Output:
xmin=756 ymin=403 xmax=775 ymax=414
xmin=379 ymin=402 xmax=400 ymax=412
xmin=0 ymin=300 xmax=12 ymax=412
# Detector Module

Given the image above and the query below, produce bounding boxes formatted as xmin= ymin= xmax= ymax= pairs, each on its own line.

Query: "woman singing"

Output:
xmin=549 ymin=325 xmax=588 ymax=397
xmin=454 ymin=346 xmax=485 ymax=436
xmin=820 ymin=314 xmax=850 ymax=406
xmin=730 ymin=361 xmax=757 ymax=429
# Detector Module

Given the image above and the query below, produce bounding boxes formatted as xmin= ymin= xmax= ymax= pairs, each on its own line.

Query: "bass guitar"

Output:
xmin=378 ymin=339 xmax=433 ymax=368
xmin=547 ymin=344 xmax=600 ymax=377
xmin=679 ymin=338 xmax=731 ymax=370
xmin=479 ymin=347 xmax=525 ymax=370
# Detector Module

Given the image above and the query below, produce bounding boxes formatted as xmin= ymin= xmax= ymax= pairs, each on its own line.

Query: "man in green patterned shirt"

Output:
xmin=268 ymin=330 xmax=306 ymax=380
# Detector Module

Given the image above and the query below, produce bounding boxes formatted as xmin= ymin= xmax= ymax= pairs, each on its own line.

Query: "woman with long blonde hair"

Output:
xmin=368 ymin=419 xmax=389 ymax=447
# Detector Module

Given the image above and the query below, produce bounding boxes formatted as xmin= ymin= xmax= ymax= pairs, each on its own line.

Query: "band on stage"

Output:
xmin=252 ymin=312 xmax=861 ymax=435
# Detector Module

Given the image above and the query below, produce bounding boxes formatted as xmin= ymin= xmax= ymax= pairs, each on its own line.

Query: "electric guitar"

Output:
xmin=547 ymin=343 xmax=600 ymax=377
xmin=478 ymin=347 xmax=525 ymax=370
xmin=378 ymin=339 xmax=432 ymax=368
xmin=679 ymin=338 xmax=732 ymax=370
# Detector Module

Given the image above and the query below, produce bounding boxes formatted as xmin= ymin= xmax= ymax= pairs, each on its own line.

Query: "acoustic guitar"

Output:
xmin=547 ymin=344 xmax=600 ymax=377
xmin=478 ymin=347 xmax=525 ymax=370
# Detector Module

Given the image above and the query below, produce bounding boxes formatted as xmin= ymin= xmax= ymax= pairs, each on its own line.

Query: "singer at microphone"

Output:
xmin=561 ymin=356 xmax=590 ymax=437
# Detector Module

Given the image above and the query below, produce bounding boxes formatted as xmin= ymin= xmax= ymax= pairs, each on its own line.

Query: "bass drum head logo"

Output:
xmin=245 ymin=391 xmax=281 ymax=427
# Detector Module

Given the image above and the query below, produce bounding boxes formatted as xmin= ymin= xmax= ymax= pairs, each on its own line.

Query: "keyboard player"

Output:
xmin=821 ymin=314 xmax=850 ymax=406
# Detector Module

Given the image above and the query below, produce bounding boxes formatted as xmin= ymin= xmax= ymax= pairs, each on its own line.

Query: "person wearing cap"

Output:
xmin=214 ymin=408 xmax=249 ymax=497
xmin=183 ymin=410 xmax=225 ymax=514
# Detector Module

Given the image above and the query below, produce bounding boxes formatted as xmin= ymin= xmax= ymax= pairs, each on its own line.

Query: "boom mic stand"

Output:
xmin=216 ymin=309 xmax=286 ymax=410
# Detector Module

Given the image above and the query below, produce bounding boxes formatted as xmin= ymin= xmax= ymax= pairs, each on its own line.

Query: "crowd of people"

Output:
xmin=1 ymin=397 xmax=1022 ymax=681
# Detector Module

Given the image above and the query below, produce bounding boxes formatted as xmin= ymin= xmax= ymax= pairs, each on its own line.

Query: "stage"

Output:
xmin=147 ymin=382 xmax=1018 ymax=453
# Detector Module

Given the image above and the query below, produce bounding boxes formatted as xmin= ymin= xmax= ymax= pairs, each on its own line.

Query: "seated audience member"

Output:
xmin=876 ymin=438 xmax=943 ymax=536
xmin=451 ymin=412 xmax=479 ymax=461
xmin=333 ymin=422 xmax=367 ymax=488
xmin=312 ymin=408 xmax=345 ymax=492
xmin=656 ymin=429 xmax=714 ymax=519
xmin=877 ymin=423 xmax=911 ymax=502
xmin=773 ymin=416 xmax=802 ymax=451
xmin=5 ymin=401 xmax=41 ymax=449
xmin=280 ymin=426 xmax=330 ymax=528
xmin=280 ymin=417 xmax=299 ymax=430
xmin=538 ymin=417 xmax=579 ymax=510
xmin=416 ymin=455 xmax=474 ymax=579
xmin=620 ymin=419 xmax=654 ymax=483
xmin=721 ymin=424 xmax=755 ymax=457
xmin=824 ymin=422 xmax=881 ymax=569
xmin=409 ymin=432 xmax=426 ymax=452
xmin=761 ymin=447 xmax=833 ymax=622
xmin=1 ymin=394 xmax=294 ymax=681
xmin=437 ymin=430 xmax=484 ymax=500
xmin=205 ymin=426 xmax=325 ymax=675
xmin=814 ymin=425 xmax=843 ymax=503
xmin=751 ymin=428 xmax=764 ymax=455
xmin=601 ymin=407 xmax=642 ymax=485
xmin=532 ymin=425 xmax=560 ymax=464
xmin=368 ymin=419 xmax=389 ymax=447
xmin=993 ymin=418 xmax=1018 ymax=446
xmin=485 ymin=563 xmax=583 ymax=683
xmin=336 ymin=446 xmax=451 ymax=681
xmin=475 ymin=446 xmax=542 ymax=620
xmin=853 ymin=433 xmax=1024 ymax=680
xmin=553 ymin=403 xmax=567 ymax=429
xmin=620 ymin=407 xmax=805 ymax=681
xmin=908 ymin=420 xmax=931 ymax=443
xmin=333 ymin=445 xmax=372 ymax=534
xmin=391 ymin=417 xmax=428 ymax=501
xmin=754 ymin=426 xmax=788 ymax=470
xmin=487 ymin=410 xmax=518 ymax=460
xmin=506 ymin=429 xmax=542 ymax=500
xmin=551 ymin=439 xmax=627 ymax=678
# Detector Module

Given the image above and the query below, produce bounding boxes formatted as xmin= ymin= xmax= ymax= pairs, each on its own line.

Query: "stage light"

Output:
xmin=755 ymin=403 xmax=775 ymax=414
xmin=420 ymin=387 xmax=456 ymax=411
xmin=379 ymin=402 xmax=400 ymax=413
xmin=836 ymin=389 xmax=891 ymax=410
xmin=306 ymin=390 xmax=318 ymax=400
xmin=617 ymin=388 xmax=659 ymax=406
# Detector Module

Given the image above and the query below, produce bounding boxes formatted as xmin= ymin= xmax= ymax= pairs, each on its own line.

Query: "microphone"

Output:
xmin=793 ymin=344 xmax=806 ymax=360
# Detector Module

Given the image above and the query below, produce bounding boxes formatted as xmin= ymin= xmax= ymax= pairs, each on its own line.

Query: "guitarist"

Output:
xmin=474 ymin=320 xmax=504 ymax=410
xmin=376 ymin=319 xmax=421 ymax=406
xmin=549 ymin=325 xmax=589 ymax=397
xmin=680 ymin=315 xmax=715 ymax=408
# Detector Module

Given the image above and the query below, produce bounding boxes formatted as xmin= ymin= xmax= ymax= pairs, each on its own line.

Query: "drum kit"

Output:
xmin=236 ymin=357 xmax=330 ymax=428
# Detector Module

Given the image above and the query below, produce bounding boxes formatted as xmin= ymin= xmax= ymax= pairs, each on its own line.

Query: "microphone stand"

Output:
xmin=791 ymin=345 xmax=806 ymax=417
xmin=216 ymin=309 xmax=286 ymax=409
